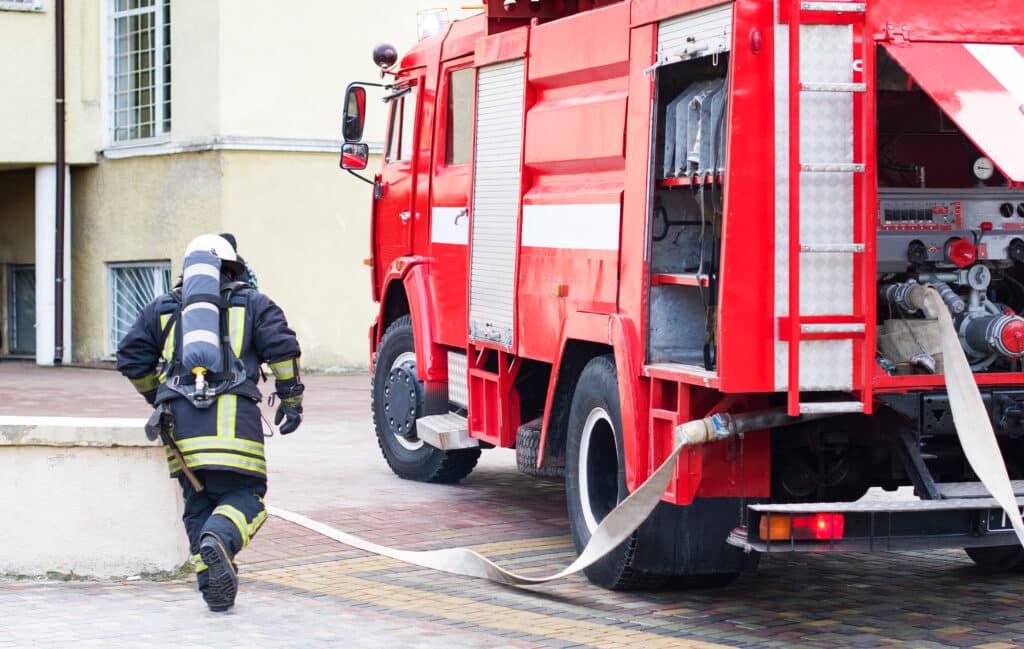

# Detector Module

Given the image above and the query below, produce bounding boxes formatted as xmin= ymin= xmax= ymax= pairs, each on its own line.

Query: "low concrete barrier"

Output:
xmin=0 ymin=416 xmax=190 ymax=579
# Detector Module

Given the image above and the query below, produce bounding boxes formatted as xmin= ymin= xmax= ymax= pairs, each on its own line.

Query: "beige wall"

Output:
xmin=217 ymin=0 xmax=479 ymax=144
xmin=8 ymin=1 xmax=486 ymax=369
xmin=71 ymin=150 xmax=377 ymax=369
xmin=0 ymin=0 xmax=101 ymax=165
xmin=170 ymin=0 xmax=222 ymax=141
xmin=0 ymin=169 xmax=36 ymax=265
xmin=220 ymin=150 xmax=378 ymax=371
xmin=71 ymin=153 xmax=223 ymax=360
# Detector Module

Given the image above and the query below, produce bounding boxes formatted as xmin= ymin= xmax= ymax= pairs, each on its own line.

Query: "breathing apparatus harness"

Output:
xmin=155 ymin=279 xmax=261 ymax=409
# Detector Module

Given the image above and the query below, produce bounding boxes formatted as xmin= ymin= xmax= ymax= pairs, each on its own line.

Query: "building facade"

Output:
xmin=0 ymin=0 xmax=476 ymax=370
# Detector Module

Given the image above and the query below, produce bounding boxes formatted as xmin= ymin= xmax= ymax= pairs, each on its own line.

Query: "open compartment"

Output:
xmin=647 ymin=53 xmax=729 ymax=368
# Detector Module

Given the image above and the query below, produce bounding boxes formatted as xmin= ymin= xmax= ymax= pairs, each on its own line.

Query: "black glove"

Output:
xmin=274 ymin=388 xmax=303 ymax=435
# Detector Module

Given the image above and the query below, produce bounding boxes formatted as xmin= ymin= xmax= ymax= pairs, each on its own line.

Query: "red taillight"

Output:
xmin=759 ymin=512 xmax=845 ymax=541
xmin=793 ymin=513 xmax=845 ymax=541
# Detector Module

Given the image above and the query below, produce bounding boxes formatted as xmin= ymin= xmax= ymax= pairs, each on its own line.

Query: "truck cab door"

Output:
xmin=428 ymin=60 xmax=475 ymax=347
xmin=374 ymin=77 xmax=421 ymax=288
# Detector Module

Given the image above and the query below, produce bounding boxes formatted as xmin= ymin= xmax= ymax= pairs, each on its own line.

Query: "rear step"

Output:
xmin=416 ymin=413 xmax=479 ymax=451
xmin=799 ymin=401 xmax=864 ymax=414
xmin=731 ymin=482 xmax=1024 ymax=553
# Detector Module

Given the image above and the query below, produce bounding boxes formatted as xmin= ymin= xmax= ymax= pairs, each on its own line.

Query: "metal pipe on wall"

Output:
xmin=54 ymin=0 xmax=65 ymax=364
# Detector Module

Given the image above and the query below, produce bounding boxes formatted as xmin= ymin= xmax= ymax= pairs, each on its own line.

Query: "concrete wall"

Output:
xmin=0 ymin=417 xmax=189 ymax=578
xmin=71 ymin=153 xmax=223 ymax=359
xmin=0 ymin=0 xmax=101 ymax=165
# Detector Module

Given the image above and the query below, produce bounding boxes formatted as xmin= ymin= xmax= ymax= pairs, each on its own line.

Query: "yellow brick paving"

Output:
xmin=247 ymin=554 xmax=736 ymax=649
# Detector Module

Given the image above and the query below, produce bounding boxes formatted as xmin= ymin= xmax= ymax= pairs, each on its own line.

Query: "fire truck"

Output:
xmin=340 ymin=0 xmax=1024 ymax=588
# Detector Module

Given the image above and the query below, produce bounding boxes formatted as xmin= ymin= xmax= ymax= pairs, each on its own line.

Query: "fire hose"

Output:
xmin=269 ymin=284 xmax=1024 ymax=584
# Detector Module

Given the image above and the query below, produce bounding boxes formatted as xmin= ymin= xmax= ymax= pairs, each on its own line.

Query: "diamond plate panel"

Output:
xmin=799 ymin=340 xmax=853 ymax=391
xmin=774 ymin=23 xmax=856 ymax=390
xmin=774 ymin=23 xmax=791 ymax=390
xmin=447 ymin=351 xmax=468 ymax=409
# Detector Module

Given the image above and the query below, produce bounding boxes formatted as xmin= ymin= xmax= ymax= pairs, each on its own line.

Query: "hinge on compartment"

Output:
xmin=884 ymin=22 xmax=909 ymax=45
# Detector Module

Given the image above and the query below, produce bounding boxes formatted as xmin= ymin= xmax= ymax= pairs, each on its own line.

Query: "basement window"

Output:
xmin=111 ymin=0 xmax=171 ymax=142
xmin=109 ymin=261 xmax=171 ymax=352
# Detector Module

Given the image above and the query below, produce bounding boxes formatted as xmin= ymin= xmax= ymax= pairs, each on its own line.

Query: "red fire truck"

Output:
xmin=340 ymin=0 xmax=1024 ymax=588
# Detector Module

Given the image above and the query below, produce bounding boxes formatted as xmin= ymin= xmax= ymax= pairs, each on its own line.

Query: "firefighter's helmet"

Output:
xmin=184 ymin=234 xmax=243 ymax=274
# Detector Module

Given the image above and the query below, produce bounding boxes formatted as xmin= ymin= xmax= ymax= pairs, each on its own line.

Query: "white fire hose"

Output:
xmin=912 ymin=285 xmax=1024 ymax=547
xmin=269 ymin=284 xmax=1024 ymax=584
xmin=268 ymin=417 xmax=733 ymax=585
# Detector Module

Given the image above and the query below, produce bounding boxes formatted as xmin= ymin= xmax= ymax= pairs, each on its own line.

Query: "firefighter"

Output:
xmin=218 ymin=232 xmax=259 ymax=290
xmin=116 ymin=233 xmax=303 ymax=612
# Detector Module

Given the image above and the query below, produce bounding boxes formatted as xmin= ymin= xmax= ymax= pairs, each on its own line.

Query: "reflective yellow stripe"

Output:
xmin=213 ymin=505 xmax=251 ymax=548
xmin=176 ymin=436 xmax=264 ymax=455
xmin=269 ymin=358 xmax=298 ymax=381
xmin=216 ymin=394 xmax=238 ymax=439
xmin=159 ymin=314 xmax=176 ymax=382
xmin=130 ymin=373 xmax=159 ymax=393
xmin=249 ymin=509 xmax=268 ymax=538
xmin=191 ymin=553 xmax=208 ymax=573
xmin=166 ymin=452 xmax=182 ymax=474
xmin=229 ymin=306 xmax=244 ymax=357
xmin=180 ymin=452 xmax=267 ymax=475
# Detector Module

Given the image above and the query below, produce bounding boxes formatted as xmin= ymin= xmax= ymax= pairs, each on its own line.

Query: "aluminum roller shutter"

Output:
xmin=469 ymin=58 xmax=526 ymax=349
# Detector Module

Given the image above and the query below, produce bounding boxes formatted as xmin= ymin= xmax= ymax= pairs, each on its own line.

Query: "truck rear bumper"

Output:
xmin=729 ymin=481 xmax=1024 ymax=553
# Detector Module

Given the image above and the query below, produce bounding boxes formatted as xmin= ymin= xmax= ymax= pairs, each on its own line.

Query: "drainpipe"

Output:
xmin=54 ymin=0 xmax=65 ymax=364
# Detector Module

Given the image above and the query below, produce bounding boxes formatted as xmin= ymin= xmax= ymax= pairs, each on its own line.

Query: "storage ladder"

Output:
xmin=785 ymin=0 xmax=877 ymax=416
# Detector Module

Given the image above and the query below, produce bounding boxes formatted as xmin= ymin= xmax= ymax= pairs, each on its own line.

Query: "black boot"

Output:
xmin=199 ymin=532 xmax=238 ymax=612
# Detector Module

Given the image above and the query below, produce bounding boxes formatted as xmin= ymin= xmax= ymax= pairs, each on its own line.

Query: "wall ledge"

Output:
xmin=102 ymin=135 xmax=385 ymax=159
xmin=0 ymin=416 xmax=152 ymax=447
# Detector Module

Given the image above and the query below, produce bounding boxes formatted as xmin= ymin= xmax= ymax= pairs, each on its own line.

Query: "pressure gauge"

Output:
xmin=973 ymin=156 xmax=995 ymax=181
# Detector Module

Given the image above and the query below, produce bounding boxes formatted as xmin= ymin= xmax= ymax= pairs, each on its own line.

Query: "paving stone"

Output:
xmin=4 ymin=367 xmax=1024 ymax=648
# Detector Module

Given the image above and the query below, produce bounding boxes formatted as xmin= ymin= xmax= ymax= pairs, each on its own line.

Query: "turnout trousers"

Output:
xmin=179 ymin=470 xmax=268 ymax=595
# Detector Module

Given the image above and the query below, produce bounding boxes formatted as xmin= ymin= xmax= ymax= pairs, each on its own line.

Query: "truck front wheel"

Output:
xmin=371 ymin=316 xmax=480 ymax=483
xmin=565 ymin=355 xmax=667 ymax=590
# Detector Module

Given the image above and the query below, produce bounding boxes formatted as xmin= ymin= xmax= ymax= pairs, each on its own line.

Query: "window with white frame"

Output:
xmin=0 ymin=1 xmax=44 ymax=12
xmin=112 ymin=0 xmax=170 ymax=142
xmin=109 ymin=261 xmax=171 ymax=351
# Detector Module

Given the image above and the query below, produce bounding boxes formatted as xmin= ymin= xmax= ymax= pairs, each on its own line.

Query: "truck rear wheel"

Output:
xmin=965 ymin=545 xmax=1024 ymax=572
xmin=565 ymin=355 xmax=667 ymax=590
xmin=371 ymin=316 xmax=480 ymax=483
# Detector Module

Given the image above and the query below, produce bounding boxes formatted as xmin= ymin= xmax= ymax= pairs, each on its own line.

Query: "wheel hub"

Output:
xmin=384 ymin=363 xmax=420 ymax=442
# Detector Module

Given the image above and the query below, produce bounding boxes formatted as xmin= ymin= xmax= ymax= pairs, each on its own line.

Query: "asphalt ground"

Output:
xmin=2 ymin=361 xmax=1024 ymax=648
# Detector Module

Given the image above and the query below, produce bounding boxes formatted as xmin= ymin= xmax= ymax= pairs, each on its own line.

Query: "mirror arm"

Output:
xmin=345 ymin=169 xmax=375 ymax=186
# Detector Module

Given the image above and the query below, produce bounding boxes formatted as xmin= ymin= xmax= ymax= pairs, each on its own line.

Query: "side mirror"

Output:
xmin=342 ymin=85 xmax=367 ymax=143
xmin=340 ymin=142 xmax=369 ymax=170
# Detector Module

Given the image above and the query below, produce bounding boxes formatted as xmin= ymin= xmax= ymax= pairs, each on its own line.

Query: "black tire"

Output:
xmin=965 ymin=545 xmax=1024 ymax=573
xmin=371 ymin=316 xmax=480 ymax=483
xmin=565 ymin=355 xmax=667 ymax=590
xmin=516 ymin=420 xmax=564 ymax=479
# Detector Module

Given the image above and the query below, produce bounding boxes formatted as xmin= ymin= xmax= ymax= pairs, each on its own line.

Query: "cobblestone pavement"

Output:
xmin=3 ymin=363 xmax=1024 ymax=648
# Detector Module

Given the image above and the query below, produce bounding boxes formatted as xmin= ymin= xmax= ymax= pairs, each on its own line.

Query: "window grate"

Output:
xmin=109 ymin=262 xmax=171 ymax=353
xmin=111 ymin=0 xmax=170 ymax=142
